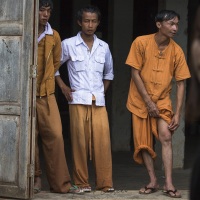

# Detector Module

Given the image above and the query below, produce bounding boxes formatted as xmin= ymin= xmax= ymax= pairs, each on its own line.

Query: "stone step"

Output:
xmin=33 ymin=190 xmax=189 ymax=200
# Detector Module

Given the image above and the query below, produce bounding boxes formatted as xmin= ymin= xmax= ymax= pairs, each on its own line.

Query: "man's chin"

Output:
xmin=170 ymin=33 xmax=176 ymax=37
xmin=39 ymin=21 xmax=48 ymax=26
xmin=86 ymin=31 xmax=95 ymax=35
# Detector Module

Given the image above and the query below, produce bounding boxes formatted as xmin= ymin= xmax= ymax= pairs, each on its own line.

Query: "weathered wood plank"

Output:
xmin=0 ymin=22 xmax=23 ymax=36
xmin=0 ymin=36 xmax=21 ymax=102
xmin=0 ymin=115 xmax=19 ymax=183
xmin=0 ymin=0 xmax=37 ymax=199
xmin=0 ymin=0 xmax=22 ymax=21
xmin=0 ymin=105 xmax=20 ymax=115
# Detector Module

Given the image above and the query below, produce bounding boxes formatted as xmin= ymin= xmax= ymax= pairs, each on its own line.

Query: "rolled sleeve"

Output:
xmin=125 ymin=37 xmax=144 ymax=71
xmin=103 ymin=45 xmax=114 ymax=80
xmin=174 ymin=49 xmax=191 ymax=81
xmin=61 ymin=40 xmax=70 ymax=65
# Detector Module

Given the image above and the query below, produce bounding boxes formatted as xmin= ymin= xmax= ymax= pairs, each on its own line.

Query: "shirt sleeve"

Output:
xmin=55 ymin=39 xmax=69 ymax=77
xmin=60 ymin=40 xmax=70 ymax=65
xmin=103 ymin=44 xmax=114 ymax=80
xmin=55 ymin=70 xmax=60 ymax=76
xmin=53 ymin=31 xmax=62 ymax=73
xmin=125 ymin=37 xmax=144 ymax=70
xmin=174 ymin=48 xmax=191 ymax=81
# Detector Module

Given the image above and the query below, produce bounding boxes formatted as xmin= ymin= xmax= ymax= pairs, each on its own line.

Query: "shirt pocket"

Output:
xmin=94 ymin=56 xmax=105 ymax=73
xmin=71 ymin=56 xmax=85 ymax=71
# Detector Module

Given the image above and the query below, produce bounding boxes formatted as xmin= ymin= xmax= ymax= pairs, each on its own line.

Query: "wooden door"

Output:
xmin=0 ymin=0 xmax=38 ymax=199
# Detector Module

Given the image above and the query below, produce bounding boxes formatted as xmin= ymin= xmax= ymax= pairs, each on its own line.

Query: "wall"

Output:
xmin=72 ymin=0 xmax=90 ymax=35
xmin=167 ymin=0 xmax=188 ymax=168
xmin=110 ymin=0 xmax=133 ymax=151
xmin=49 ymin=0 xmax=61 ymax=32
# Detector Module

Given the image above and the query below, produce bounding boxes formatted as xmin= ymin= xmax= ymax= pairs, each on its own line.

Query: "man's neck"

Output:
xmin=154 ymin=33 xmax=170 ymax=51
xmin=81 ymin=33 xmax=94 ymax=42
xmin=38 ymin=25 xmax=45 ymax=36
xmin=81 ymin=32 xmax=94 ymax=50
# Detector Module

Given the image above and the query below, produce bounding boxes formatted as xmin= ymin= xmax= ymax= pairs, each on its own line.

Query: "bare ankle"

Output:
xmin=34 ymin=176 xmax=42 ymax=187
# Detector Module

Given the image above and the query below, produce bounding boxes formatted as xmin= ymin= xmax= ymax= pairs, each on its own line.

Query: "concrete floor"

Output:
xmin=0 ymin=152 xmax=192 ymax=200
xmin=34 ymin=189 xmax=190 ymax=200
xmin=34 ymin=151 xmax=191 ymax=200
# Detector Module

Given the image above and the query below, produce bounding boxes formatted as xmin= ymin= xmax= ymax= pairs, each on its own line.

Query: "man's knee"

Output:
xmin=160 ymin=132 xmax=172 ymax=144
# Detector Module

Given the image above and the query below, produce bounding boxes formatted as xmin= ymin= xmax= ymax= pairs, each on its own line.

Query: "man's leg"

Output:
xmin=157 ymin=118 xmax=181 ymax=197
xmin=34 ymin=119 xmax=42 ymax=193
xmin=69 ymin=104 xmax=90 ymax=188
xmin=36 ymin=94 xmax=72 ymax=193
xmin=91 ymin=105 xmax=113 ymax=191
xmin=132 ymin=114 xmax=159 ymax=193
xmin=132 ymin=114 xmax=157 ymax=164
xmin=139 ymin=150 xmax=159 ymax=193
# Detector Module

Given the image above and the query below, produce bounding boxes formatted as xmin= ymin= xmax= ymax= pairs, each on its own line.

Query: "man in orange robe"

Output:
xmin=126 ymin=10 xmax=190 ymax=198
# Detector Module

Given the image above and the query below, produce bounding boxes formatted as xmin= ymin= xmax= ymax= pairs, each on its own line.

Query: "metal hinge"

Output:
xmin=27 ymin=164 xmax=34 ymax=177
xmin=30 ymin=64 xmax=37 ymax=78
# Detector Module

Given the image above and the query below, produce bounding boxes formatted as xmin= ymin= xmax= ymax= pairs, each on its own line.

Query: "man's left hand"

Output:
xmin=168 ymin=114 xmax=180 ymax=132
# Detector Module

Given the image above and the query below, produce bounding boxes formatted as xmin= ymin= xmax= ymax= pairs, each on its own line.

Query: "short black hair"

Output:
xmin=155 ymin=10 xmax=180 ymax=22
xmin=76 ymin=5 xmax=101 ymax=22
xmin=39 ymin=0 xmax=53 ymax=10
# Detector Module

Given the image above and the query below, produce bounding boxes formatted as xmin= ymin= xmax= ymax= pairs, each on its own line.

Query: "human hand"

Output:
xmin=61 ymin=85 xmax=75 ymax=102
xmin=168 ymin=114 xmax=180 ymax=132
xmin=146 ymin=101 xmax=160 ymax=118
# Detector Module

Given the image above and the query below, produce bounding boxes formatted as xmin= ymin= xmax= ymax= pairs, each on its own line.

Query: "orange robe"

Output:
xmin=126 ymin=34 xmax=191 ymax=164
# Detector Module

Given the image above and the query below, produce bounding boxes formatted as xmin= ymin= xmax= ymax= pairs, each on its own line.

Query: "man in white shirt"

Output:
xmin=55 ymin=5 xmax=114 ymax=193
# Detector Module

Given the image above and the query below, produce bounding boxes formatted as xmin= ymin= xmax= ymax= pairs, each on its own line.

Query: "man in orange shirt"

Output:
xmin=126 ymin=10 xmax=190 ymax=198
xmin=34 ymin=0 xmax=83 ymax=194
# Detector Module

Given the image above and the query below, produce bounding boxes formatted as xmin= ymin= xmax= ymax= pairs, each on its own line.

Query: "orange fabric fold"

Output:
xmin=132 ymin=109 xmax=172 ymax=164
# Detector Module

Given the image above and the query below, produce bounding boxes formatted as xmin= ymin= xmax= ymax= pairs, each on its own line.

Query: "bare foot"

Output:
xmin=163 ymin=185 xmax=181 ymax=198
xmin=34 ymin=176 xmax=42 ymax=193
xmin=139 ymin=183 xmax=159 ymax=194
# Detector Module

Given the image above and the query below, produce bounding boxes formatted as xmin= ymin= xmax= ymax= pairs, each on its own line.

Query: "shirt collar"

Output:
xmin=75 ymin=31 xmax=103 ymax=46
xmin=38 ymin=22 xmax=53 ymax=42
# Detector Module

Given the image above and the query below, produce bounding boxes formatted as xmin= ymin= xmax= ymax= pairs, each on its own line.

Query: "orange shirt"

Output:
xmin=37 ymin=38 xmax=45 ymax=96
xmin=126 ymin=34 xmax=191 ymax=118
xmin=36 ymin=30 xmax=61 ymax=97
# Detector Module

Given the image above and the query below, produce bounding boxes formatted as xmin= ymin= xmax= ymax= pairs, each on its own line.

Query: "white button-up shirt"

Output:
xmin=55 ymin=32 xmax=114 ymax=106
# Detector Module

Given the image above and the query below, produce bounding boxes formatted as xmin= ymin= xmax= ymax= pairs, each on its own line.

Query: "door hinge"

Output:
xmin=27 ymin=164 xmax=34 ymax=177
xmin=30 ymin=64 xmax=37 ymax=78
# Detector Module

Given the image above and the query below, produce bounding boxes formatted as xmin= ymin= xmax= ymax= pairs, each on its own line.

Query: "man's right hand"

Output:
xmin=61 ymin=85 xmax=75 ymax=102
xmin=55 ymin=75 xmax=75 ymax=102
xmin=131 ymin=68 xmax=160 ymax=118
xmin=146 ymin=100 xmax=160 ymax=118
